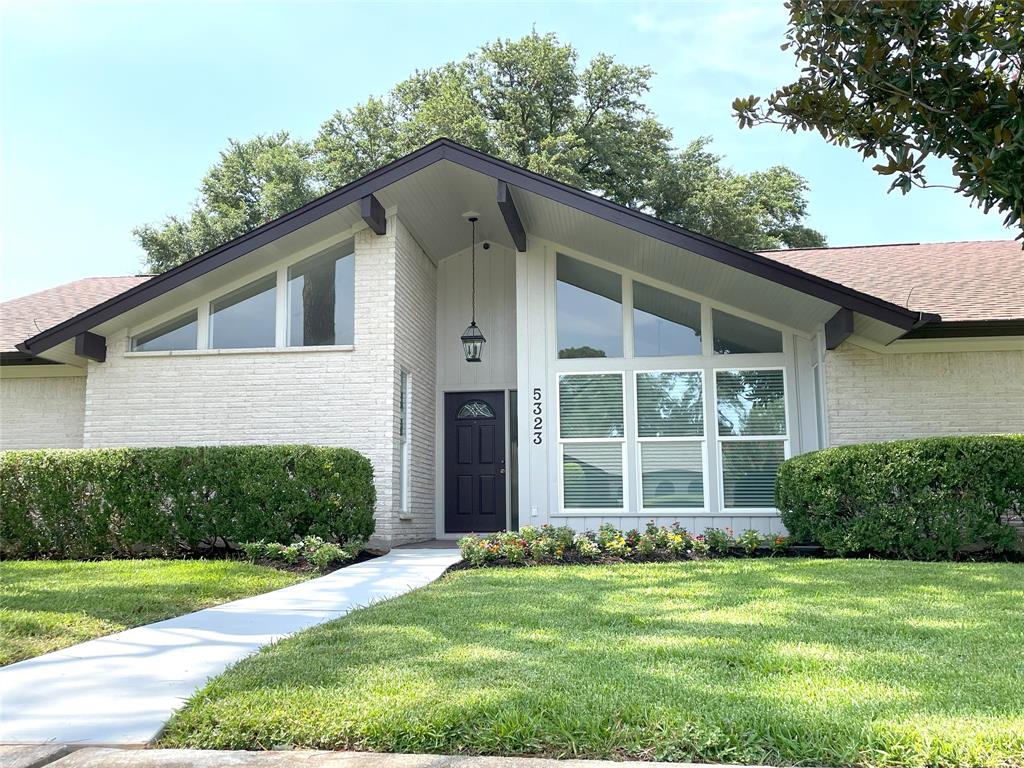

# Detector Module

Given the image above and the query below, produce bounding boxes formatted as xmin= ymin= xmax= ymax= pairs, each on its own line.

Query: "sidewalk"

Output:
xmin=0 ymin=550 xmax=461 ymax=746
xmin=1 ymin=747 xmax=770 ymax=768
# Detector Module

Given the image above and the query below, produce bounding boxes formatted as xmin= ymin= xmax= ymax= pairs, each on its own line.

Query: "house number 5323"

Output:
xmin=531 ymin=387 xmax=543 ymax=444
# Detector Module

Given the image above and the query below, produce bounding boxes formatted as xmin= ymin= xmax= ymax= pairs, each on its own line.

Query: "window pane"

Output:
xmin=559 ymin=374 xmax=623 ymax=438
xmin=287 ymin=241 xmax=354 ymax=347
xmin=641 ymin=442 xmax=704 ymax=508
xmin=556 ymin=253 xmax=622 ymax=359
xmin=716 ymin=369 xmax=787 ymax=436
xmin=209 ymin=275 xmax=277 ymax=349
xmin=633 ymin=282 xmax=701 ymax=356
xmin=713 ymin=309 xmax=783 ymax=354
xmin=563 ymin=443 xmax=623 ymax=508
xmin=132 ymin=311 xmax=197 ymax=352
xmin=721 ymin=441 xmax=785 ymax=508
xmin=457 ymin=400 xmax=495 ymax=419
xmin=636 ymin=371 xmax=703 ymax=437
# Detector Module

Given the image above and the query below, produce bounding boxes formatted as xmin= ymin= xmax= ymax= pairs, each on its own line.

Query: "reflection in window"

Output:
xmin=712 ymin=309 xmax=783 ymax=354
xmin=132 ymin=311 xmax=198 ymax=352
xmin=457 ymin=400 xmax=495 ymax=419
xmin=563 ymin=443 xmax=623 ymax=509
xmin=716 ymin=369 xmax=786 ymax=436
xmin=287 ymin=241 xmax=355 ymax=347
xmin=556 ymin=253 xmax=622 ymax=359
xmin=721 ymin=441 xmax=786 ymax=507
xmin=636 ymin=371 xmax=703 ymax=437
xmin=209 ymin=274 xmax=277 ymax=350
xmin=633 ymin=282 xmax=701 ymax=356
xmin=716 ymin=368 xmax=787 ymax=509
xmin=641 ymin=442 xmax=704 ymax=508
xmin=559 ymin=373 xmax=624 ymax=439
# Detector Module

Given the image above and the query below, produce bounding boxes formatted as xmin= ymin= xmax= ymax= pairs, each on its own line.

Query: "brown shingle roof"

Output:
xmin=761 ymin=240 xmax=1023 ymax=322
xmin=0 ymin=276 xmax=150 ymax=353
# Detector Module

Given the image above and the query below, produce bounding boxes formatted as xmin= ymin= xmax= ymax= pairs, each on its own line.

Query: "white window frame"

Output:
xmin=399 ymin=369 xmax=411 ymax=513
xmin=556 ymin=370 xmax=627 ymax=515
xmin=634 ymin=369 xmax=709 ymax=514
xmin=713 ymin=366 xmax=791 ymax=514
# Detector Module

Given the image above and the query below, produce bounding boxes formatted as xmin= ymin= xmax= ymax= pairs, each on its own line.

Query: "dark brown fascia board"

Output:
xmin=19 ymin=138 xmax=923 ymax=356
xmin=496 ymin=180 xmax=527 ymax=252
xmin=0 ymin=351 xmax=61 ymax=366
xmin=825 ymin=308 xmax=854 ymax=349
xmin=360 ymin=193 xmax=386 ymax=235
xmin=901 ymin=318 xmax=1024 ymax=339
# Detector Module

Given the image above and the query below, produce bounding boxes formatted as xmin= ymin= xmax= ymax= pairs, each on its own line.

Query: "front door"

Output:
xmin=444 ymin=391 xmax=506 ymax=533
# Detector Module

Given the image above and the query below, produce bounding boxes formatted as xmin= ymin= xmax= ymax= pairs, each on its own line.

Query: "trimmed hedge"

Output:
xmin=776 ymin=435 xmax=1024 ymax=560
xmin=0 ymin=445 xmax=375 ymax=559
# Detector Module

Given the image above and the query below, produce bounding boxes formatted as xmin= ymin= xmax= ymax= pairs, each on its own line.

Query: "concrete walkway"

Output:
xmin=0 ymin=550 xmax=461 ymax=746
xmin=1 ymin=747 xmax=769 ymax=768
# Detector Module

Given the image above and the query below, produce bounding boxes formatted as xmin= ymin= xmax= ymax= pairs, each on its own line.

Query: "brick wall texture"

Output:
xmin=0 ymin=375 xmax=85 ymax=449
xmin=825 ymin=343 xmax=1024 ymax=445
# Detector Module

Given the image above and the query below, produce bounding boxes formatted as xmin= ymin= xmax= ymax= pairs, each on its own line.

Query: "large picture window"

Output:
xmin=287 ymin=241 xmax=355 ymax=347
xmin=556 ymin=254 xmax=623 ymax=359
xmin=209 ymin=274 xmax=277 ymax=350
xmin=715 ymin=369 xmax=788 ymax=508
xmin=636 ymin=371 xmax=705 ymax=509
xmin=559 ymin=373 xmax=625 ymax=509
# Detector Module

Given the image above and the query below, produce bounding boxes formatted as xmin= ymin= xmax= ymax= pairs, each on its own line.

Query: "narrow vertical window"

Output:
xmin=399 ymin=370 xmax=410 ymax=513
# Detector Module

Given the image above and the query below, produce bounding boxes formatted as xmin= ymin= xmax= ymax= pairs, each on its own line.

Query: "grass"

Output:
xmin=0 ymin=559 xmax=308 ymax=666
xmin=162 ymin=559 xmax=1023 ymax=767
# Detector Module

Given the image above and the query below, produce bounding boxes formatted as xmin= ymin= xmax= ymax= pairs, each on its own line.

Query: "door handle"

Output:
xmin=498 ymin=468 xmax=506 ymax=474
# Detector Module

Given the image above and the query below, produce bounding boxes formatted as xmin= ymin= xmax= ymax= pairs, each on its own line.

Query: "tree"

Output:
xmin=138 ymin=32 xmax=826 ymax=273
xmin=136 ymin=133 xmax=321 ymax=272
xmin=733 ymin=0 xmax=1024 ymax=240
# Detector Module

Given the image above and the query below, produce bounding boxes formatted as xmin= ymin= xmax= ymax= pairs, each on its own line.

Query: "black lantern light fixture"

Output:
xmin=461 ymin=213 xmax=486 ymax=363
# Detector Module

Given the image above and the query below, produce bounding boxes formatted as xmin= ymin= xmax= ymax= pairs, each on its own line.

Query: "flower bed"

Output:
xmin=458 ymin=523 xmax=789 ymax=567
xmin=240 ymin=535 xmax=366 ymax=573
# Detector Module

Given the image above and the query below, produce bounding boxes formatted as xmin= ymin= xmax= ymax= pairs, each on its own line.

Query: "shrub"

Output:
xmin=776 ymin=435 xmax=1024 ymax=560
xmin=0 ymin=445 xmax=376 ymax=559
xmin=242 ymin=535 xmax=363 ymax=572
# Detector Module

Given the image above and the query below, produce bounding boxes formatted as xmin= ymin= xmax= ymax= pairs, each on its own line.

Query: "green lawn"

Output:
xmin=163 ymin=560 xmax=1023 ymax=768
xmin=0 ymin=559 xmax=307 ymax=666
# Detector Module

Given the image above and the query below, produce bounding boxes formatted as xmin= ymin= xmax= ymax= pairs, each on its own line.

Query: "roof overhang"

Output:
xmin=18 ymin=139 xmax=928 ymax=358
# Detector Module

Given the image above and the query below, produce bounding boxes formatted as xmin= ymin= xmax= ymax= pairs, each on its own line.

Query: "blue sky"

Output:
xmin=0 ymin=0 xmax=1013 ymax=299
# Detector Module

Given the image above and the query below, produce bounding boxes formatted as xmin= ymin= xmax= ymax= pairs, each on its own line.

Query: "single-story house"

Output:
xmin=2 ymin=139 xmax=1022 ymax=547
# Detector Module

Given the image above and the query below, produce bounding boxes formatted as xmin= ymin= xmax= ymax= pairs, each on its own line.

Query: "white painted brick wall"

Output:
xmin=388 ymin=218 xmax=438 ymax=545
xmin=83 ymin=222 xmax=406 ymax=546
xmin=0 ymin=375 xmax=86 ymax=449
xmin=825 ymin=343 xmax=1024 ymax=445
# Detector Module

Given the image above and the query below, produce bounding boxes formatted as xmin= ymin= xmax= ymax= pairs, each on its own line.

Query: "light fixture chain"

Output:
xmin=471 ymin=217 xmax=476 ymax=324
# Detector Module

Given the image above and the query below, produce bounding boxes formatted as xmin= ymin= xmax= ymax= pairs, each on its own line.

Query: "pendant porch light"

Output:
xmin=461 ymin=214 xmax=486 ymax=363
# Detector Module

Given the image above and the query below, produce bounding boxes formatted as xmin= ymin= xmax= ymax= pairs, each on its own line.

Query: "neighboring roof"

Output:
xmin=17 ymin=138 xmax=923 ymax=359
xmin=1 ymin=276 xmax=150 ymax=356
xmin=762 ymin=240 xmax=1023 ymax=326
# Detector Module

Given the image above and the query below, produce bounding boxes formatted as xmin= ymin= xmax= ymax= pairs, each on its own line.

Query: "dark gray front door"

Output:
xmin=444 ymin=391 xmax=506 ymax=533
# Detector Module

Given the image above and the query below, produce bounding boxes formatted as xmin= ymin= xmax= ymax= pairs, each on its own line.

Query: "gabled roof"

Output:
xmin=763 ymin=240 xmax=1022 ymax=323
xmin=16 ymin=138 xmax=925 ymax=359
xmin=1 ymin=276 xmax=150 ymax=358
